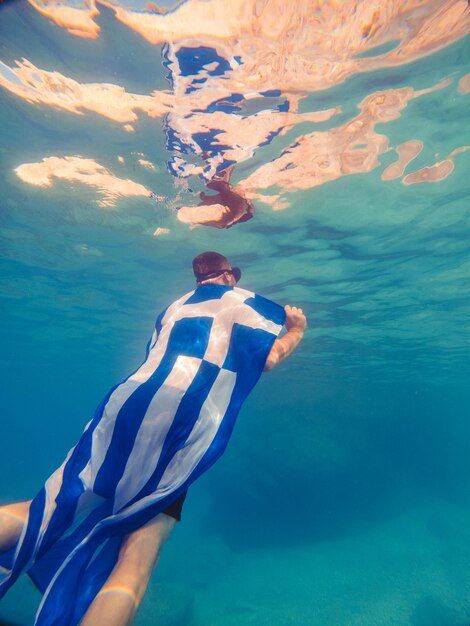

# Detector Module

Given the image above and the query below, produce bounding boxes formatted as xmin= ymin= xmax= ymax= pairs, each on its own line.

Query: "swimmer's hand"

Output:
xmin=263 ymin=306 xmax=306 ymax=371
xmin=284 ymin=305 xmax=307 ymax=334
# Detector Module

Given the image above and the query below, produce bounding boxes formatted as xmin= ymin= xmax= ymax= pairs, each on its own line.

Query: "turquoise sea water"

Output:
xmin=1 ymin=1 xmax=470 ymax=624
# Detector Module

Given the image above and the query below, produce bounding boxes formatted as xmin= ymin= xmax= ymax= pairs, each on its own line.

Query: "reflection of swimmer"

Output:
xmin=177 ymin=166 xmax=254 ymax=228
xmin=0 ymin=252 xmax=306 ymax=626
xmin=2 ymin=1 xmax=468 ymax=229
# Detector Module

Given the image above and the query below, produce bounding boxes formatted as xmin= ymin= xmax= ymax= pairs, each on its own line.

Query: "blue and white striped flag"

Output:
xmin=0 ymin=284 xmax=285 ymax=625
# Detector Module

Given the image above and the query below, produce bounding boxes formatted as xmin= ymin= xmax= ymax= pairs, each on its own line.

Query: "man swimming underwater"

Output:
xmin=0 ymin=251 xmax=306 ymax=625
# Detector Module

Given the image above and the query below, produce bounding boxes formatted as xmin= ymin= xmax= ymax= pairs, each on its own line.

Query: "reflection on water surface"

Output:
xmin=1 ymin=0 xmax=469 ymax=227
xmin=0 ymin=0 xmax=469 ymax=385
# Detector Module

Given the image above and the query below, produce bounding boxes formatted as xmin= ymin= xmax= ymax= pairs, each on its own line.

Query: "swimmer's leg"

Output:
xmin=0 ymin=501 xmax=31 ymax=551
xmin=80 ymin=513 xmax=175 ymax=626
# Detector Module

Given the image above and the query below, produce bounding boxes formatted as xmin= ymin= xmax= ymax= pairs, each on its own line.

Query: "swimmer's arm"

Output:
xmin=264 ymin=306 xmax=306 ymax=371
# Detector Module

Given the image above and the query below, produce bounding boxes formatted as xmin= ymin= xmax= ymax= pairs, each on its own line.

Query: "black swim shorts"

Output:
xmin=162 ymin=491 xmax=187 ymax=522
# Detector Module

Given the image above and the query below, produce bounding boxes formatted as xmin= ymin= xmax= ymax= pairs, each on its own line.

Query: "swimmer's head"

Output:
xmin=192 ymin=251 xmax=241 ymax=286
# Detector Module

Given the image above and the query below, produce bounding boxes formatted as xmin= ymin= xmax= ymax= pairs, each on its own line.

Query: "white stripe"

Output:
xmin=112 ymin=355 xmax=202 ymax=513
xmin=94 ymin=369 xmax=238 ymax=527
xmin=88 ymin=291 xmax=194 ymax=488
xmin=237 ymin=305 xmax=283 ymax=335
xmin=148 ymin=328 xmax=158 ymax=353
xmin=158 ymin=367 xmax=237 ymax=491
xmin=233 ymin=286 xmax=254 ymax=299
xmin=197 ymin=290 xmax=245 ymax=366
xmin=127 ymin=290 xmax=193 ymax=383
xmin=40 ymin=453 xmax=71 ymax=538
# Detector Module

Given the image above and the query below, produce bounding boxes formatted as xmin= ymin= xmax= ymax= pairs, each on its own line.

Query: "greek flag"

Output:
xmin=0 ymin=284 xmax=285 ymax=625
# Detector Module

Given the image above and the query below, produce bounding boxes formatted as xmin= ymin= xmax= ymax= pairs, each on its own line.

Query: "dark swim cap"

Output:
xmin=192 ymin=251 xmax=241 ymax=283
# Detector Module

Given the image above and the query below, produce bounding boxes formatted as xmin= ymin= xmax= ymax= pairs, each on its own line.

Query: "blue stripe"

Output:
xmin=0 ymin=545 xmax=15 ymax=571
xmin=155 ymin=305 xmax=169 ymax=336
xmin=35 ymin=487 xmax=192 ymax=625
xmin=36 ymin=393 xmax=112 ymax=562
xmin=93 ymin=367 xmax=174 ymax=498
xmin=94 ymin=316 xmax=213 ymax=499
xmin=35 ymin=538 xmax=96 ymax=625
xmin=223 ymin=323 xmax=277 ymax=374
xmin=244 ymin=294 xmax=286 ymax=326
xmin=71 ymin=535 xmax=122 ymax=625
xmin=184 ymin=284 xmax=232 ymax=304
xmin=28 ymin=500 xmax=112 ymax=594
xmin=144 ymin=305 xmax=169 ymax=358
xmin=167 ymin=315 xmax=214 ymax=359
xmin=128 ymin=359 xmax=220 ymax=505
xmin=185 ymin=328 xmax=273 ymax=488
